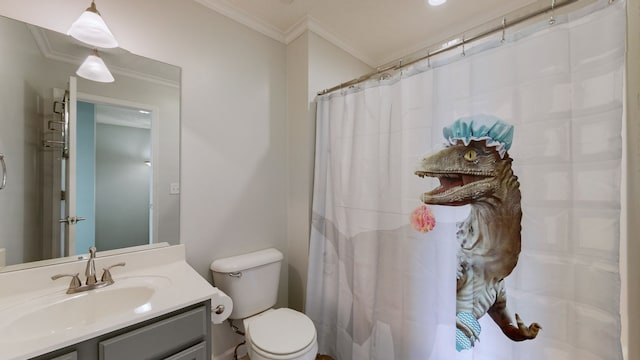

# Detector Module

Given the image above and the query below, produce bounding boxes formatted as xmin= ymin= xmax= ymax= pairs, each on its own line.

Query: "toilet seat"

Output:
xmin=246 ymin=308 xmax=317 ymax=359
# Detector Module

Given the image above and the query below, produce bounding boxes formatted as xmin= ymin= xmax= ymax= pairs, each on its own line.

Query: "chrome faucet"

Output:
xmin=52 ymin=246 xmax=126 ymax=294
xmin=85 ymin=246 xmax=97 ymax=285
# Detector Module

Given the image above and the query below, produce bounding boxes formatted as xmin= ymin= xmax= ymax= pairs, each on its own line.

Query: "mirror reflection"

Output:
xmin=75 ymin=101 xmax=153 ymax=253
xmin=0 ymin=15 xmax=181 ymax=270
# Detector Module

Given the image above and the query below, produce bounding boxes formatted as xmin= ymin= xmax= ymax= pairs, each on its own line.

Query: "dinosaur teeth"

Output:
xmin=418 ymin=172 xmax=493 ymax=200
xmin=415 ymin=170 xmax=492 ymax=201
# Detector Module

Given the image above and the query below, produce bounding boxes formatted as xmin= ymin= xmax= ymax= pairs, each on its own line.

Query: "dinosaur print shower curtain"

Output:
xmin=306 ymin=1 xmax=626 ymax=359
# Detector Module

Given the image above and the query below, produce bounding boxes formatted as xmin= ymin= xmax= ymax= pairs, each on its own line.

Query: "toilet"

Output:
xmin=211 ymin=248 xmax=318 ymax=360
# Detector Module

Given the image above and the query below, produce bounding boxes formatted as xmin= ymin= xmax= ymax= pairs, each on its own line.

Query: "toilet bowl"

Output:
xmin=210 ymin=248 xmax=318 ymax=360
xmin=244 ymin=308 xmax=317 ymax=360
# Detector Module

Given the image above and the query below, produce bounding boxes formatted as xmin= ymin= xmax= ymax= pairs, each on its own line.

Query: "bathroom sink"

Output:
xmin=0 ymin=275 xmax=171 ymax=343
xmin=0 ymin=245 xmax=219 ymax=360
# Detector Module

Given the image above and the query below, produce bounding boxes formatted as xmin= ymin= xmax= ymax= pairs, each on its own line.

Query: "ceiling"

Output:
xmin=193 ymin=0 xmax=540 ymax=67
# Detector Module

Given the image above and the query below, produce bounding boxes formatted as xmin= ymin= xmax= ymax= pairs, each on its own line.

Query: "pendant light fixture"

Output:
xmin=428 ymin=0 xmax=447 ymax=6
xmin=68 ymin=0 xmax=118 ymax=48
xmin=76 ymin=49 xmax=115 ymax=83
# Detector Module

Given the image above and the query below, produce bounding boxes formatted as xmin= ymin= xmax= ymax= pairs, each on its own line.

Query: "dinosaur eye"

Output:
xmin=464 ymin=149 xmax=477 ymax=161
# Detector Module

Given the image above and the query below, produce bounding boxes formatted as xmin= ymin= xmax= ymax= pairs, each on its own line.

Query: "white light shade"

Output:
xmin=67 ymin=2 xmax=118 ymax=48
xmin=76 ymin=51 xmax=115 ymax=83
xmin=428 ymin=0 xmax=447 ymax=6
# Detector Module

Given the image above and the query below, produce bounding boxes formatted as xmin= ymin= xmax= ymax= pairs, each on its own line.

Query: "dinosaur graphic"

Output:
xmin=414 ymin=115 xmax=541 ymax=351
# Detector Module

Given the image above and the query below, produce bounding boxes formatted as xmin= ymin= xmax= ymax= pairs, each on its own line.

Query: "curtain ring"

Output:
xmin=427 ymin=49 xmax=431 ymax=68
xmin=501 ymin=17 xmax=507 ymax=43
xmin=549 ymin=0 xmax=556 ymax=25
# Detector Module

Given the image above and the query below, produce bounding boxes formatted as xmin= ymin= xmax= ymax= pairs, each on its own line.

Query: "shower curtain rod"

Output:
xmin=317 ymin=0 xmax=585 ymax=96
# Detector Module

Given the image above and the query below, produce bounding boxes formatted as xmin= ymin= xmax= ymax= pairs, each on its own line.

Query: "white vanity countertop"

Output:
xmin=0 ymin=244 xmax=217 ymax=360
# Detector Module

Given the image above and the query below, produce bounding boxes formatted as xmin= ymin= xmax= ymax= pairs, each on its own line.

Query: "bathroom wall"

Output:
xmin=286 ymin=31 xmax=373 ymax=311
xmin=0 ymin=0 xmax=286 ymax=273
xmin=286 ymin=32 xmax=311 ymax=313
xmin=0 ymin=0 xmax=287 ymax=357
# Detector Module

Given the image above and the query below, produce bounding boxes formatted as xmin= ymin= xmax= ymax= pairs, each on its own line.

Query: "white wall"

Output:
xmin=0 ymin=0 xmax=288 ymax=357
xmin=308 ymin=32 xmax=374 ymax=103
xmin=286 ymin=32 xmax=310 ymax=312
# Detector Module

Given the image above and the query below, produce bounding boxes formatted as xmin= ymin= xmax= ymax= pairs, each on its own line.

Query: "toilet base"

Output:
xmin=242 ymin=308 xmax=318 ymax=360
xmin=241 ymin=354 xmax=333 ymax=360
xmin=247 ymin=340 xmax=317 ymax=360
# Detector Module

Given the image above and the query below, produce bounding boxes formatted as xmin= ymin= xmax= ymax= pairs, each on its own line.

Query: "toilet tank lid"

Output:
xmin=211 ymin=248 xmax=283 ymax=273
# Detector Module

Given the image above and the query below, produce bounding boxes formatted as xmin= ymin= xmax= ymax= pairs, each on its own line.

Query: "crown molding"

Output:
xmin=304 ymin=16 xmax=377 ymax=67
xmin=106 ymin=63 xmax=181 ymax=89
xmin=193 ymin=0 xmax=286 ymax=43
xmin=284 ymin=15 xmax=309 ymax=44
xmin=28 ymin=24 xmax=56 ymax=59
xmin=192 ymin=0 xmax=378 ymax=67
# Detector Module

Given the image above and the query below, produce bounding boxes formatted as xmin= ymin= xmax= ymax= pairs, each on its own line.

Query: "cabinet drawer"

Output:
xmin=47 ymin=352 xmax=77 ymax=360
xmin=163 ymin=341 xmax=207 ymax=360
xmin=99 ymin=306 xmax=207 ymax=360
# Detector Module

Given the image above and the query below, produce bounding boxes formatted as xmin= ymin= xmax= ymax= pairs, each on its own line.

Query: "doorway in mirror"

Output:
xmin=77 ymin=100 xmax=153 ymax=253
xmin=43 ymin=90 xmax=155 ymax=257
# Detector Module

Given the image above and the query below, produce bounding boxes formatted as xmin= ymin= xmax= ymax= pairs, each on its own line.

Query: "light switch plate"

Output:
xmin=170 ymin=183 xmax=180 ymax=195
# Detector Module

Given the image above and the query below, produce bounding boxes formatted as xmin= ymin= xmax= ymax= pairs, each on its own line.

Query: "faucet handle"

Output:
xmin=101 ymin=262 xmax=126 ymax=284
xmin=51 ymin=273 xmax=82 ymax=293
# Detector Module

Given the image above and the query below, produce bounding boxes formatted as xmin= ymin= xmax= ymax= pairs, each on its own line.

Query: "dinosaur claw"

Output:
xmin=515 ymin=313 xmax=524 ymax=326
xmin=513 ymin=313 xmax=542 ymax=339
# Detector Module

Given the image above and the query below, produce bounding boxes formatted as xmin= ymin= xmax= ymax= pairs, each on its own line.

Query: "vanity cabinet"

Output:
xmin=32 ymin=301 xmax=211 ymax=360
xmin=47 ymin=353 xmax=77 ymax=360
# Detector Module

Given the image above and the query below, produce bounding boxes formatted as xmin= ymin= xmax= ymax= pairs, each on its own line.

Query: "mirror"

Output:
xmin=0 ymin=15 xmax=180 ymax=270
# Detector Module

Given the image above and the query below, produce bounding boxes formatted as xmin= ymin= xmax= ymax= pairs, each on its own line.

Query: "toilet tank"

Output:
xmin=211 ymin=248 xmax=283 ymax=319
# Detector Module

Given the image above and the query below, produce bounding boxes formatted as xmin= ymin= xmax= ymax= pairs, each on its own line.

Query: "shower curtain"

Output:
xmin=306 ymin=1 xmax=626 ymax=359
